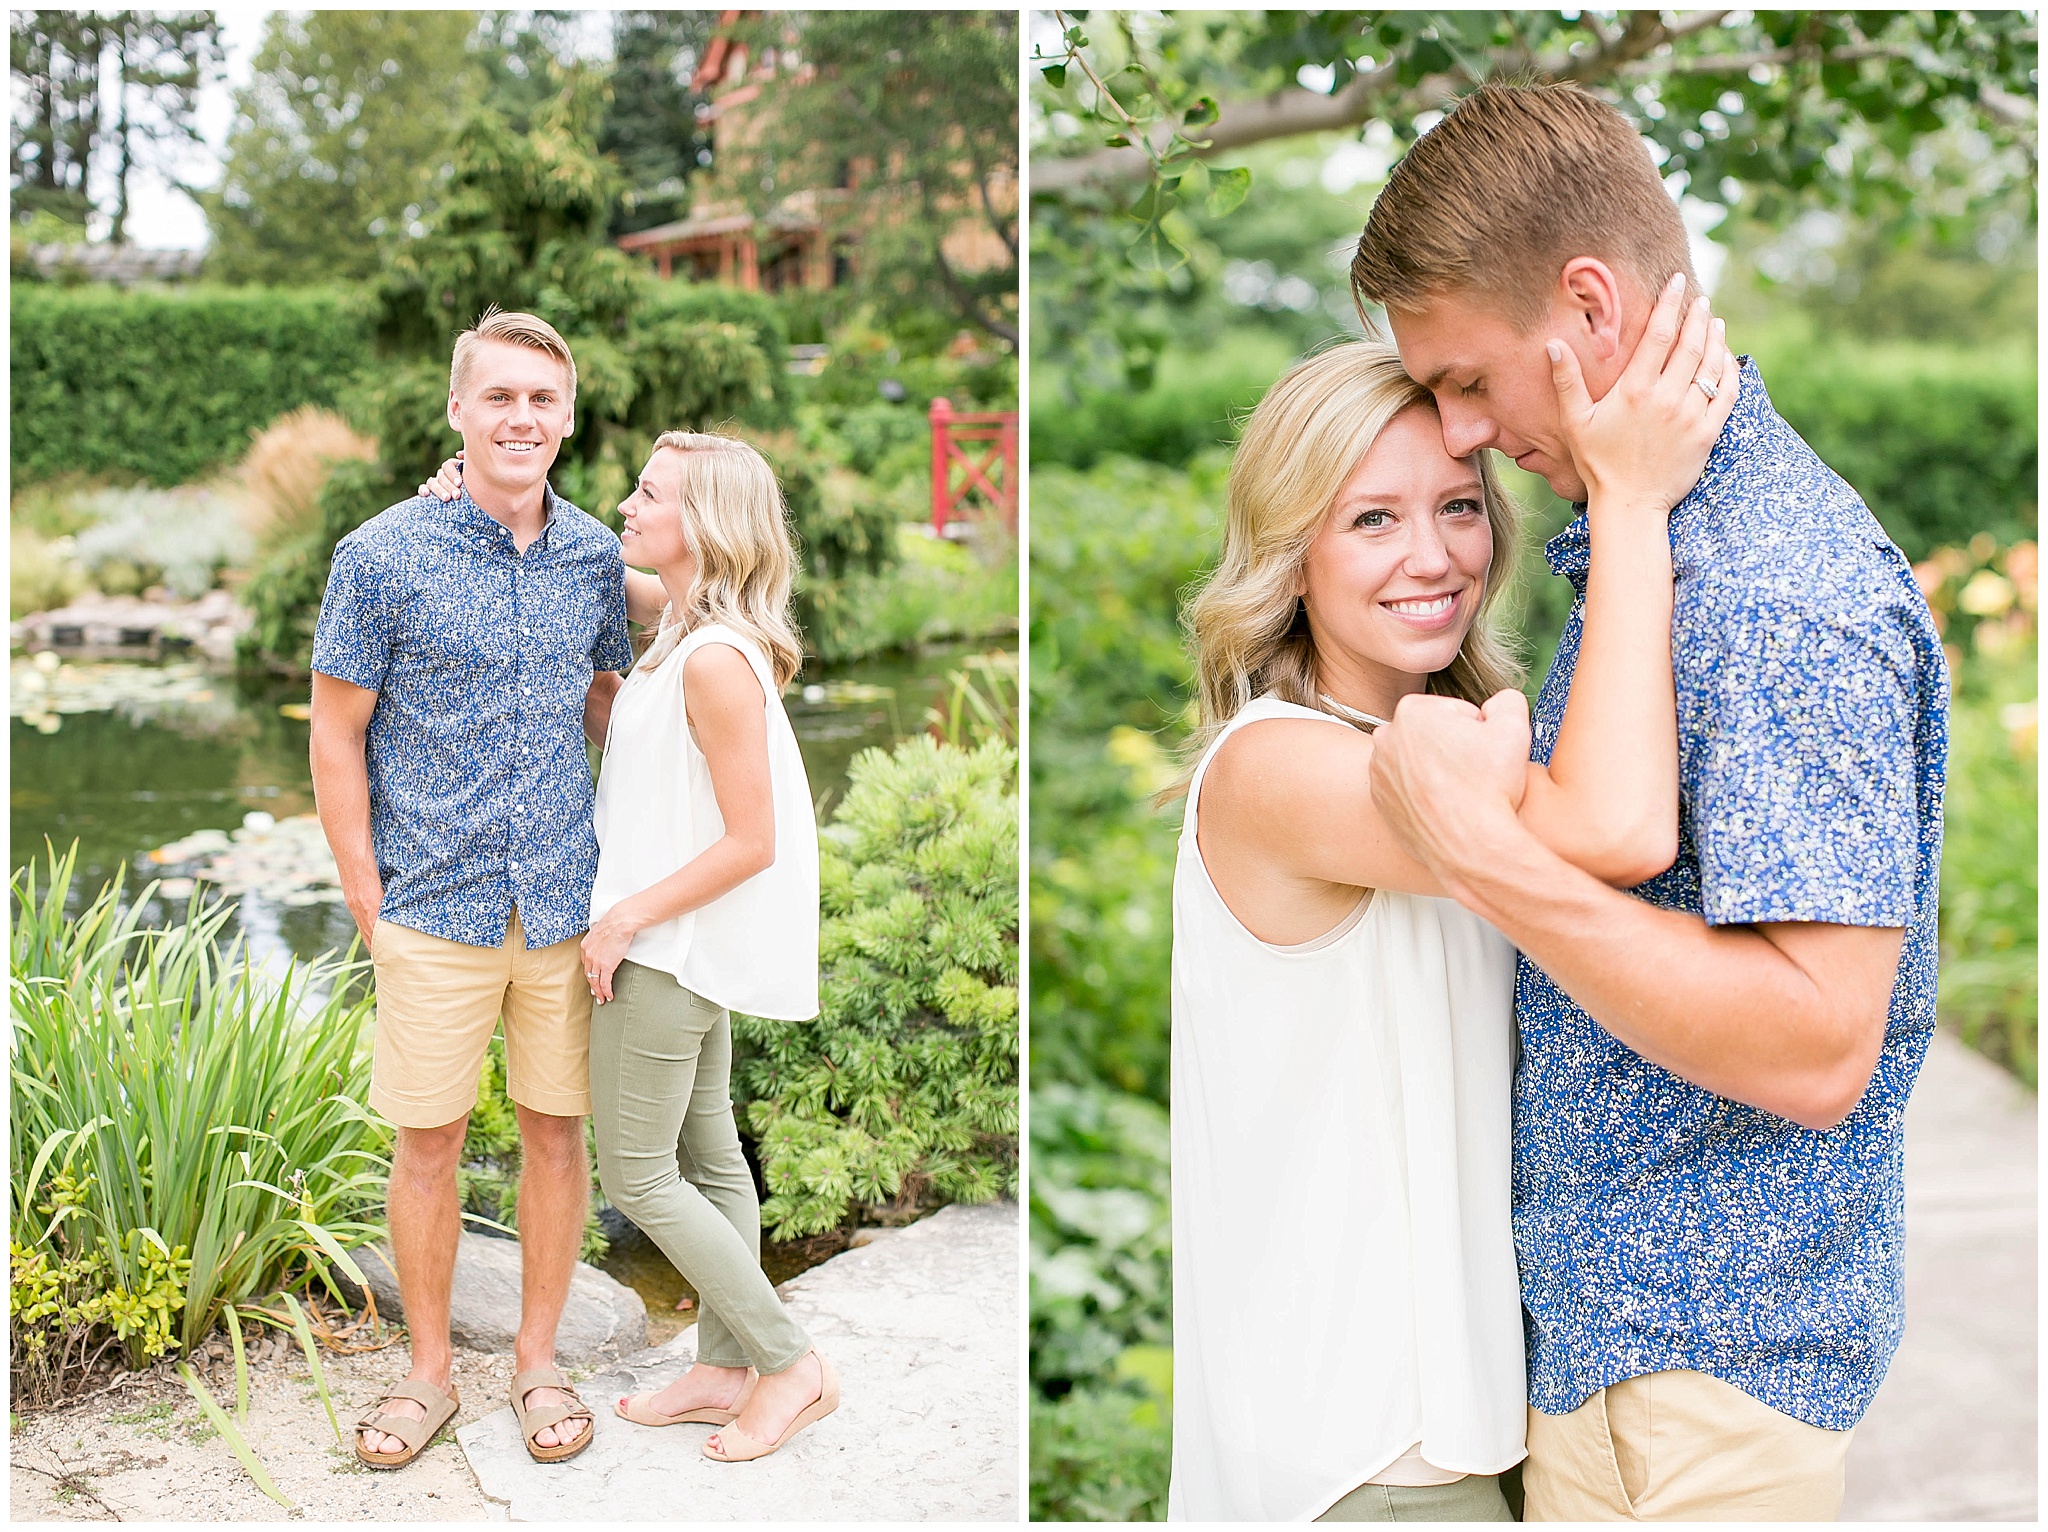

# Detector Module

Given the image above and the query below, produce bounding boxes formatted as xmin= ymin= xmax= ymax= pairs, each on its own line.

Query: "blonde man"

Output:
xmin=310 ymin=309 xmax=630 ymax=1468
xmin=1354 ymin=82 xmax=1946 ymax=1521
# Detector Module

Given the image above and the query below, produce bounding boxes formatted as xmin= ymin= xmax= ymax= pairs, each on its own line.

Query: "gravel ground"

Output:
xmin=5 ymin=1332 xmax=583 ymax=1522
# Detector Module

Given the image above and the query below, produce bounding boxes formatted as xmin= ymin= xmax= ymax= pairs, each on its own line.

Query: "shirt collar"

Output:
xmin=1543 ymin=355 xmax=1767 ymax=592
xmin=448 ymin=480 xmax=564 ymax=552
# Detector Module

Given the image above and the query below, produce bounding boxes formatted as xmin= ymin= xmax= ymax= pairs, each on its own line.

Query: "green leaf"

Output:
xmin=224 ymin=1306 xmax=250 ymax=1423
xmin=1182 ymin=94 xmax=1219 ymax=128
xmin=179 ymin=1364 xmax=295 ymax=1509
xmin=293 ymin=1219 xmax=368 ymax=1287
xmin=1064 ymin=26 xmax=1088 ymax=47
xmin=1205 ymin=165 xmax=1252 ymax=218
xmin=1129 ymin=172 xmax=1188 ymax=226
xmin=1041 ymin=63 xmax=1068 ymax=90
xmin=281 ymin=1292 xmax=344 ymax=1452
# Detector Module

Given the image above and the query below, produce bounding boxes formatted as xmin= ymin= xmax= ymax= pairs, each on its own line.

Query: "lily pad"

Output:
xmin=146 ymin=812 xmax=342 ymax=904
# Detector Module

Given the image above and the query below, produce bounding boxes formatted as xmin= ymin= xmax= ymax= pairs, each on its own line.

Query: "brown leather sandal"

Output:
xmin=511 ymin=1368 xmax=596 ymax=1464
xmin=353 ymin=1379 xmax=461 ymax=1470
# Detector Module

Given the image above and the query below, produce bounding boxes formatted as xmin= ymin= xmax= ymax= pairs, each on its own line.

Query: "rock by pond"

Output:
xmin=13 ymin=589 xmax=249 ymax=662
xmin=344 ymin=1231 xmax=649 ymax=1366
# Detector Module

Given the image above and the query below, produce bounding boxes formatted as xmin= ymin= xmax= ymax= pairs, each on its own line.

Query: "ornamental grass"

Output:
xmin=10 ymin=849 xmax=388 ymax=1406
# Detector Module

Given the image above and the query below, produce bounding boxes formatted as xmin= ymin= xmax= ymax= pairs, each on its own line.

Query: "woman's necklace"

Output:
xmin=1318 ymin=692 xmax=1390 ymax=732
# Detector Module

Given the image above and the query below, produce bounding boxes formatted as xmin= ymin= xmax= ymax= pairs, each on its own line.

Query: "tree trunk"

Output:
xmin=109 ymin=29 xmax=132 ymax=244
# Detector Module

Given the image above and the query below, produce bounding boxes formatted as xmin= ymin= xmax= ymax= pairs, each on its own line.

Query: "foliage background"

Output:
xmin=1027 ymin=9 xmax=2037 ymax=1519
xmin=9 ymin=8 xmax=1021 ymax=1410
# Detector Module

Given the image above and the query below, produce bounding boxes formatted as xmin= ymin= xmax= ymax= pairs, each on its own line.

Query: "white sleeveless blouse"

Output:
xmin=589 ymin=623 xmax=819 ymax=1021
xmin=1167 ymin=697 xmax=1526 ymax=1522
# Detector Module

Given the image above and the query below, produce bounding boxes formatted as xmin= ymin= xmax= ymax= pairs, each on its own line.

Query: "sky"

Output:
xmin=109 ymin=10 xmax=615 ymax=250
xmin=103 ymin=10 xmax=262 ymax=249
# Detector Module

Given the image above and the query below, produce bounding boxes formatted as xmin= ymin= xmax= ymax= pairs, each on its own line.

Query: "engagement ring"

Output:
xmin=1695 ymin=377 xmax=1719 ymax=400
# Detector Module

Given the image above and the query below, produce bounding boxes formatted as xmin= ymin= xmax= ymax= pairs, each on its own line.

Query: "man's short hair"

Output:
xmin=449 ymin=306 xmax=577 ymax=401
xmin=1352 ymin=80 xmax=1695 ymax=329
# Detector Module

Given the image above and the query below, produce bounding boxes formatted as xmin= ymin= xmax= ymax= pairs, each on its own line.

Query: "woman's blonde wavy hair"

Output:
xmin=1172 ymin=341 xmax=1523 ymax=793
xmin=636 ymin=431 xmax=805 ymax=689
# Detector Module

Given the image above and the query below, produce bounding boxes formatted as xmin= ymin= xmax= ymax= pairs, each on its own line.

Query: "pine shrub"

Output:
xmin=733 ymin=734 xmax=1019 ymax=1238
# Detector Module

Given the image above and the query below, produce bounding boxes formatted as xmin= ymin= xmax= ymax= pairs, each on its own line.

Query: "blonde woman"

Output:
xmin=421 ymin=434 xmax=837 ymax=1462
xmin=1168 ymin=281 xmax=1736 ymax=1521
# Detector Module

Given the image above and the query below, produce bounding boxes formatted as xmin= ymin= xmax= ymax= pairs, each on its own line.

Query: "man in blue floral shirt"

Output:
xmin=1356 ymin=85 xmax=1946 ymax=1520
xmin=310 ymin=309 xmax=633 ymax=1467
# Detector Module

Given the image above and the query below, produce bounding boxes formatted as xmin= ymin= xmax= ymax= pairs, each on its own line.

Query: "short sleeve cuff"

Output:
xmin=1702 ymin=887 xmax=1916 ymax=930
xmin=309 ymin=652 xmax=387 ymax=693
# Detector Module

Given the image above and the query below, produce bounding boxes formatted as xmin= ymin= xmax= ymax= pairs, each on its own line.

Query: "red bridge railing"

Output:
xmin=929 ymin=397 xmax=1018 ymax=537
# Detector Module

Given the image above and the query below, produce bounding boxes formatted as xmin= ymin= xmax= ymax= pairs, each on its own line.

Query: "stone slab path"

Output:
xmin=457 ymin=1201 xmax=1020 ymax=1521
xmin=1842 ymin=1029 xmax=2036 ymax=1522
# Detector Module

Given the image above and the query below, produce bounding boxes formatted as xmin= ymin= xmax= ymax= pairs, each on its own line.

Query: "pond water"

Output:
xmin=12 ymin=636 xmax=1010 ymax=1321
xmin=9 ymin=637 xmax=1012 ymax=969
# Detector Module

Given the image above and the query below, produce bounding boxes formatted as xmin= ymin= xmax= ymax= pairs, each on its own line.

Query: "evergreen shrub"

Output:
xmin=1029 ymin=1083 xmax=1173 ymax=1520
xmin=10 ymin=286 xmax=375 ymax=487
xmin=733 ymin=734 xmax=1019 ymax=1238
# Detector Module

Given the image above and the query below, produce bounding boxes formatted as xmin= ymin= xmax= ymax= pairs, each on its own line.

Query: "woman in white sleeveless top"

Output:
xmin=1170 ymin=295 xmax=1737 ymax=1520
xmin=573 ymin=431 xmax=837 ymax=1462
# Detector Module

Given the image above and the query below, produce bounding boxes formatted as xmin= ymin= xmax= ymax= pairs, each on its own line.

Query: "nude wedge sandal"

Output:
xmin=701 ymin=1353 xmax=839 ymax=1463
xmin=615 ymin=1367 xmax=758 ymax=1426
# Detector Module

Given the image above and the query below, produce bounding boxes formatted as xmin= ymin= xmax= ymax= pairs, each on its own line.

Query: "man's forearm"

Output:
xmin=310 ymin=723 xmax=380 ymax=920
xmin=1437 ymin=814 xmax=1879 ymax=1130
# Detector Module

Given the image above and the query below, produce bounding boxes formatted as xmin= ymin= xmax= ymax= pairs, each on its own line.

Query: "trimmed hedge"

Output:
xmin=11 ymin=286 xmax=376 ymax=488
xmin=1029 ymin=332 xmax=1292 ymax=475
xmin=1750 ymin=338 xmax=2037 ymax=560
xmin=1032 ymin=329 xmax=2037 ymax=561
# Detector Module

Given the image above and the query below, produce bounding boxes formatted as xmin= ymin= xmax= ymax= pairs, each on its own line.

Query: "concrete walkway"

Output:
xmin=1842 ymin=1030 xmax=2036 ymax=1521
xmin=457 ymin=1201 xmax=1019 ymax=1521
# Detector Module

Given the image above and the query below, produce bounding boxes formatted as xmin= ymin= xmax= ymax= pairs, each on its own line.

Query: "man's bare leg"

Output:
xmin=511 ymin=1104 xmax=591 ymax=1451
xmin=359 ymin=1117 xmax=467 ymax=1456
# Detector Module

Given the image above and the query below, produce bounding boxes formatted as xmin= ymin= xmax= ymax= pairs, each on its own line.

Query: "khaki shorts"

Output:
xmin=368 ymin=907 xmax=592 ymax=1129
xmin=1524 ymin=1368 xmax=1853 ymax=1522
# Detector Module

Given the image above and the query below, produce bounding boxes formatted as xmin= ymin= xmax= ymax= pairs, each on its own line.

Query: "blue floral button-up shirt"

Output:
xmin=310 ymin=484 xmax=634 ymax=950
xmin=1516 ymin=359 xmax=1949 ymax=1431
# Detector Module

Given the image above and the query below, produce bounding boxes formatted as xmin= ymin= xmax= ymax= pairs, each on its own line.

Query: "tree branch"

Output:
xmin=932 ymin=239 xmax=1018 ymax=345
xmin=1033 ymin=15 xmax=1750 ymax=195
xmin=1556 ymin=11 xmax=1735 ymax=83
xmin=1979 ymin=83 xmax=2038 ymax=133
xmin=1616 ymin=37 xmax=1932 ymax=78
xmin=1033 ymin=57 xmax=1465 ymax=194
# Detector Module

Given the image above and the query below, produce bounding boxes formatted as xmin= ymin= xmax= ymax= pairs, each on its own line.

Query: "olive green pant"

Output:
xmin=589 ymin=960 xmax=811 ymax=1374
xmin=1318 ymin=1473 xmax=1518 ymax=1522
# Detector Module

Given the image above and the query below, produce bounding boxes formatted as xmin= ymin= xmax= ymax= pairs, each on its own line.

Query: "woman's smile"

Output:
xmin=1380 ymin=588 xmax=1465 ymax=630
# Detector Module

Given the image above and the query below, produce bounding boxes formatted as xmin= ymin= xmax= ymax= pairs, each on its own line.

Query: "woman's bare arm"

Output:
xmin=622 ymin=569 xmax=667 ymax=629
xmin=1519 ymin=284 xmax=1737 ymax=885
